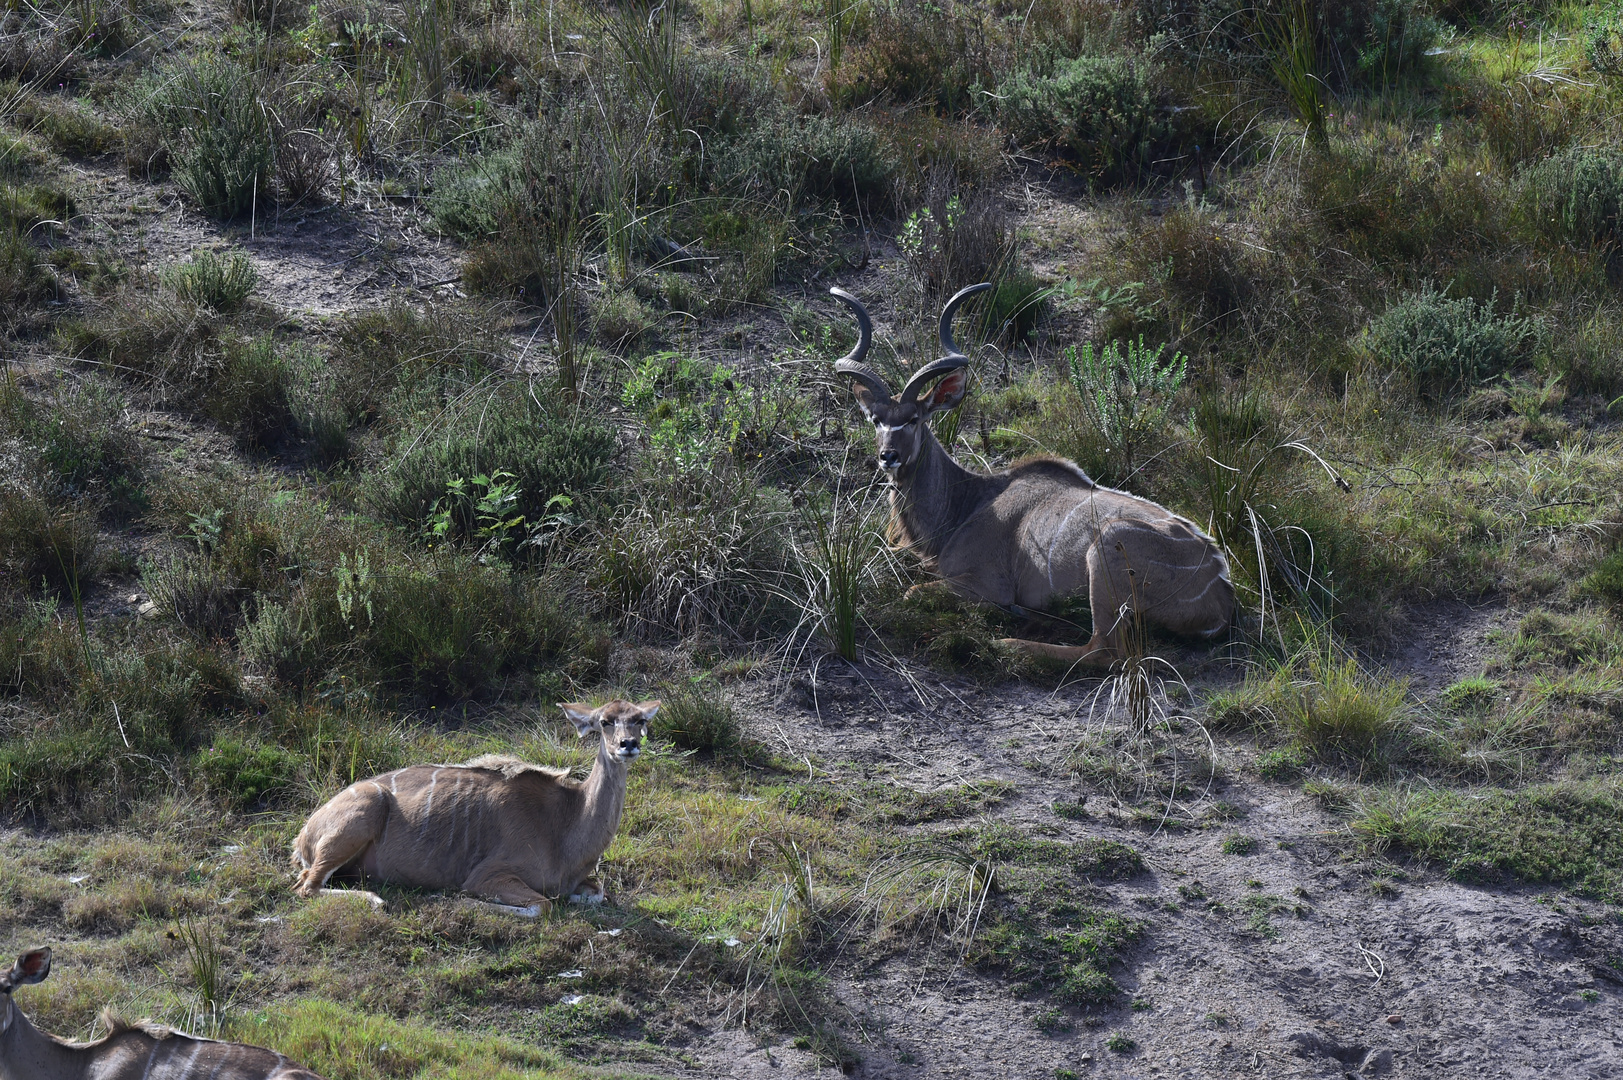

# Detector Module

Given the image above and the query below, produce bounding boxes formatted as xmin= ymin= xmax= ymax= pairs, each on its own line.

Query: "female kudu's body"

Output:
xmin=292 ymin=700 xmax=657 ymax=914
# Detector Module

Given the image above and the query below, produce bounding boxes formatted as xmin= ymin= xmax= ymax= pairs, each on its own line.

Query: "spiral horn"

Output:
xmin=829 ymin=287 xmax=892 ymax=402
xmin=898 ymin=282 xmax=991 ymax=402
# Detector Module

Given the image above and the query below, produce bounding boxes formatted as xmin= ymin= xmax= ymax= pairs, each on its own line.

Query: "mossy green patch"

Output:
xmin=225 ymin=999 xmax=594 ymax=1080
xmin=1353 ymin=781 xmax=1623 ymax=901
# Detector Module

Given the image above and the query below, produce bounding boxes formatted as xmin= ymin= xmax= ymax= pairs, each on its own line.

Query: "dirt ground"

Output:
xmin=697 ymin=644 xmax=1623 ymax=1080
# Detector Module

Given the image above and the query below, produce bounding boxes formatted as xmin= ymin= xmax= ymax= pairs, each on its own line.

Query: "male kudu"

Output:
xmin=832 ymin=283 xmax=1233 ymax=665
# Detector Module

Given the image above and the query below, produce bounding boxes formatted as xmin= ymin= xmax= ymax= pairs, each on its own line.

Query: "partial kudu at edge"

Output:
xmin=0 ymin=948 xmax=325 ymax=1080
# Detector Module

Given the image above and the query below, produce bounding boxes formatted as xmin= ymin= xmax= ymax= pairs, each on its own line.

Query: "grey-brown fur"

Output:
xmin=0 ymin=950 xmax=323 ymax=1080
xmin=832 ymin=284 xmax=1233 ymax=665
xmin=290 ymin=700 xmax=658 ymax=914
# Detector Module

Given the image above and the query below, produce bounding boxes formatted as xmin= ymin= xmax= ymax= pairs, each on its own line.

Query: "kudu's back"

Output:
xmin=88 ymin=1025 xmax=323 ymax=1079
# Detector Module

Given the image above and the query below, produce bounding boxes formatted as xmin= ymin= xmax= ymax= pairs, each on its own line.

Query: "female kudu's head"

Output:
xmin=831 ymin=282 xmax=991 ymax=474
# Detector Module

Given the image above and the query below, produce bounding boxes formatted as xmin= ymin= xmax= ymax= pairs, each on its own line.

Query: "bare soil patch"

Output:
xmin=675 ymin=663 xmax=1623 ymax=1079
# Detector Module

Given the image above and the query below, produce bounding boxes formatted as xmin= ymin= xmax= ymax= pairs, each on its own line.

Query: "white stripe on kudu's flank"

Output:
xmin=137 ymin=1041 xmax=162 ymax=1080
xmin=423 ymin=768 xmax=443 ymax=814
xmin=1046 ymin=503 xmax=1083 ymax=592
xmin=204 ymin=1044 xmax=232 ymax=1080
xmin=166 ymin=1038 xmax=204 ymax=1079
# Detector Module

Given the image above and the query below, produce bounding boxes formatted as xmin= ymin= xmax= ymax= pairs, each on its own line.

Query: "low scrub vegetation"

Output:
xmin=2 ymin=0 xmax=1623 ymax=1071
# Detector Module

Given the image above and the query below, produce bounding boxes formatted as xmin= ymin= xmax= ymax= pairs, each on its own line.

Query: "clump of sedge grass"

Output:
xmin=164 ymin=249 xmax=258 ymax=313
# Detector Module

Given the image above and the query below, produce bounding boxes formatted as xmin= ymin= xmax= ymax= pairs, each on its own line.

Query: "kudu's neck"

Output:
xmin=1 ymin=1005 xmax=86 ymax=1080
xmin=571 ymin=742 xmax=629 ymax=864
xmin=891 ymin=426 xmax=994 ymax=558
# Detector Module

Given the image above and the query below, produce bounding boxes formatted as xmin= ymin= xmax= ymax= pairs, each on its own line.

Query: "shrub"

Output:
xmin=828 ymin=0 xmax=990 ymax=113
xmin=708 ymin=111 xmax=893 ymax=209
xmin=135 ymin=59 xmax=273 ymax=220
xmin=1581 ymin=548 xmax=1623 ymax=610
xmin=0 ymin=224 xmax=58 ymax=312
xmin=1065 ymin=335 xmax=1188 ymax=486
xmin=373 ymin=381 xmax=617 ymax=543
xmin=997 ymin=55 xmax=1188 ymax=186
xmin=240 ymin=554 xmax=604 ymax=700
xmin=0 ymin=596 xmax=82 ymax=698
xmin=327 ymin=301 xmax=499 ymax=426
xmin=1 ymin=375 xmax=145 ymax=517
xmin=897 ymin=175 xmax=1012 ymax=302
xmin=59 ymin=286 xmax=232 ymax=400
xmin=590 ymin=465 xmax=792 ymax=638
xmin=652 ymin=681 xmax=740 ymax=753
xmin=0 ymin=484 xmax=99 ymax=596
xmin=165 ymin=248 xmax=258 ymax=312
xmin=194 ymin=737 xmax=299 ymax=807
xmin=1365 ymin=287 xmax=1541 ymax=394
xmin=203 ymin=337 xmax=296 ymax=451
xmin=1525 ymin=147 xmax=1623 ymax=255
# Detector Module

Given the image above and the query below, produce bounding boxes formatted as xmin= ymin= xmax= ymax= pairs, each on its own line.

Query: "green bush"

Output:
xmin=590 ymin=465 xmax=792 ymax=637
xmin=708 ymin=112 xmax=892 ymax=209
xmin=1525 ymin=147 xmax=1623 ymax=254
xmin=996 ymin=55 xmax=1186 ymax=185
xmin=0 ymin=225 xmax=59 ymax=312
xmin=1366 ymin=287 xmax=1541 ymax=394
xmin=59 ymin=286 xmax=231 ymax=399
xmin=194 ymin=737 xmax=299 ymax=807
xmin=327 ymin=301 xmax=499 ymax=426
xmin=374 ymin=381 xmax=617 ymax=543
xmin=1581 ymin=548 xmax=1623 ymax=610
xmin=165 ymin=248 xmax=258 ymax=312
xmin=240 ymin=555 xmax=604 ymax=701
xmin=1 ymin=375 xmax=145 ymax=517
xmin=0 ymin=597 xmax=82 ymax=699
xmin=203 ymin=337 xmax=296 ymax=451
xmin=827 ymin=0 xmax=991 ymax=113
xmin=135 ymin=59 xmax=273 ymax=220
xmin=0 ymin=485 xmax=99 ymax=597
xmin=652 ymin=681 xmax=740 ymax=753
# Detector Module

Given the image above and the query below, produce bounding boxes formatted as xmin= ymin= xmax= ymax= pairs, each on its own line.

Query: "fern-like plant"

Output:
xmin=1065 ymin=335 xmax=1188 ymax=484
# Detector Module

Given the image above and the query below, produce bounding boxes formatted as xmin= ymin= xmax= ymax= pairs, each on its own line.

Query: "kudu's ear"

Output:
xmin=634 ymin=699 xmax=662 ymax=723
xmin=851 ymin=383 xmax=884 ymax=421
xmin=5 ymin=948 xmax=51 ymax=989
xmin=919 ymin=368 xmax=969 ymax=414
xmin=559 ymin=702 xmax=600 ymax=737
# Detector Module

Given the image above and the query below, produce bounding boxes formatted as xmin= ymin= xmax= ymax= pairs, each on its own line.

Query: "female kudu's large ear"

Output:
xmin=559 ymin=702 xmax=600 ymax=737
xmin=2 ymin=948 xmax=51 ymax=991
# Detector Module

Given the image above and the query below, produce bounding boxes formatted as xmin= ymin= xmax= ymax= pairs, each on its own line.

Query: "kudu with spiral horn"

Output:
xmin=831 ymin=284 xmax=1234 ymax=666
